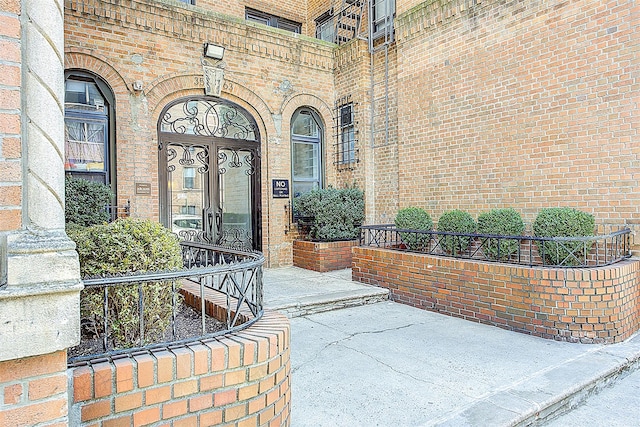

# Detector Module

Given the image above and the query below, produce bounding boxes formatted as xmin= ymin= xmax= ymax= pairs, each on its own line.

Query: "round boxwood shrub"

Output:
xmin=477 ymin=208 xmax=525 ymax=261
xmin=533 ymin=207 xmax=595 ymax=266
xmin=394 ymin=207 xmax=433 ymax=250
xmin=68 ymin=218 xmax=183 ymax=349
xmin=293 ymin=186 xmax=364 ymax=241
xmin=65 ymin=176 xmax=113 ymax=227
xmin=437 ymin=210 xmax=477 ymax=255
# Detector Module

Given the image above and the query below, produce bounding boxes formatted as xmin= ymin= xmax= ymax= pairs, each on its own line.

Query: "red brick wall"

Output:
xmin=64 ymin=0 xmax=336 ymax=267
xmin=0 ymin=351 xmax=69 ymax=426
xmin=293 ymin=239 xmax=357 ymax=272
xmin=69 ymin=311 xmax=290 ymax=426
xmin=353 ymin=246 xmax=640 ymax=344
xmin=392 ymin=0 xmax=639 ymax=229
xmin=0 ymin=0 xmax=22 ymax=231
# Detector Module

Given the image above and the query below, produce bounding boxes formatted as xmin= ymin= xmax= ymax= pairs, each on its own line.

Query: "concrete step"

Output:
xmin=262 ymin=267 xmax=389 ymax=318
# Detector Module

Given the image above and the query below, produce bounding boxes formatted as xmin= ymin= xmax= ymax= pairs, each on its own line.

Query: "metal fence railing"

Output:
xmin=68 ymin=241 xmax=263 ymax=367
xmin=360 ymin=225 xmax=632 ymax=268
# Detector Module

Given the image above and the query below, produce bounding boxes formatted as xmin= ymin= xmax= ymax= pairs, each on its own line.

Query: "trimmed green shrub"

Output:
xmin=394 ymin=207 xmax=433 ymax=250
xmin=293 ymin=186 xmax=365 ymax=241
xmin=65 ymin=176 xmax=113 ymax=226
xmin=477 ymin=208 xmax=525 ymax=261
xmin=68 ymin=218 xmax=183 ymax=348
xmin=437 ymin=210 xmax=476 ymax=255
xmin=533 ymin=207 xmax=595 ymax=266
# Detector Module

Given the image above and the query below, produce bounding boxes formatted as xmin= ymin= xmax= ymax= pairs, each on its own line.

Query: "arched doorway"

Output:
xmin=158 ymin=96 xmax=261 ymax=251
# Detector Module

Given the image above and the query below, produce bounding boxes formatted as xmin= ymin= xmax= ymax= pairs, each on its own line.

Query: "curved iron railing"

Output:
xmin=360 ymin=224 xmax=632 ymax=268
xmin=68 ymin=241 xmax=263 ymax=367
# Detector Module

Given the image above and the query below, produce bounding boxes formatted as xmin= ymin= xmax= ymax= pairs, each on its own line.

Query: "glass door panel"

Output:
xmin=218 ymin=147 xmax=254 ymax=249
xmin=166 ymin=143 xmax=210 ymax=241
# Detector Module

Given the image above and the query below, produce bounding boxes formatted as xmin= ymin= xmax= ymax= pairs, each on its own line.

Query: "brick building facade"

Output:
xmin=0 ymin=0 xmax=637 ymax=425
xmin=61 ymin=0 xmax=639 ymax=267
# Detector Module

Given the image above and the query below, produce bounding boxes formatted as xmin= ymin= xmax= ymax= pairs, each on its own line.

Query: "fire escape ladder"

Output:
xmin=368 ymin=0 xmax=394 ymax=148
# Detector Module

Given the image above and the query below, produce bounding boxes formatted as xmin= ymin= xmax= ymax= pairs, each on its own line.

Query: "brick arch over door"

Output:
xmin=146 ymin=74 xmax=272 ymax=142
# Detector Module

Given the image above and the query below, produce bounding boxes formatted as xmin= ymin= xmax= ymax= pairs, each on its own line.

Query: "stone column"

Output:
xmin=0 ymin=0 xmax=81 ymax=361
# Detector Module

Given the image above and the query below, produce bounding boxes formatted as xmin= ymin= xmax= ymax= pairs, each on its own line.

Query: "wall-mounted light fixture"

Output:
xmin=203 ymin=43 xmax=225 ymax=60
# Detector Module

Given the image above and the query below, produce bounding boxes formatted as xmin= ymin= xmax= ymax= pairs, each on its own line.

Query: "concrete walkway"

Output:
xmin=263 ymin=267 xmax=640 ymax=426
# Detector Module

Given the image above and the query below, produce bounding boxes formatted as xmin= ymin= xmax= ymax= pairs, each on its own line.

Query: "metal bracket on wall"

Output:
xmin=284 ymin=201 xmax=291 ymax=235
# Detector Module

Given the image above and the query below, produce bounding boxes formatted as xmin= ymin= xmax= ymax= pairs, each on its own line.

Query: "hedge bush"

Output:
xmin=293 ymin=186 xmax=365 ymax=241
xmin=65 ymin=176 xmax=113 ymax=226
xmin=437 ymin=210 xmax=476 ymax=255
xmin=477 ymin=208 xmax=525 ymax=261
xmin=68 ymin=218 xmax=183 ymax=349
xmin=533 ymin=207 xmax=595 ymax=266
xmin=394 ymin=207 xmax=433 ymax=250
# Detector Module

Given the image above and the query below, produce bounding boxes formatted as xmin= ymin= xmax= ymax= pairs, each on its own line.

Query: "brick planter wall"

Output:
xmin=69 ymin=311 xmax=290 ymax=426
xmin=293 ymin=240 xmax=357 ymax=272
xmin=353 ymin=247 xmax=640 ymax=344
xmin=0 ymin=351 xmax=69 ymax=426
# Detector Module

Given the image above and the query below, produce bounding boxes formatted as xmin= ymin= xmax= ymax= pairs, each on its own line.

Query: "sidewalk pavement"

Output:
xmin=263 ymin=267 xmax=640 ymax=427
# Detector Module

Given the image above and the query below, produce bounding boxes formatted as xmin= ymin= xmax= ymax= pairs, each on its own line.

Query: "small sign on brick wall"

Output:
xmin=272 ymin=179 xmax=289 ymax=198
xmin=135 ymin=182 xmax=151 ymax=195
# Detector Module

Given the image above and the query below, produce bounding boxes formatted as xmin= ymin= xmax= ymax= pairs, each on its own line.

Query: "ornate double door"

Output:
xmin=158 ymin=97 xmax=261 ymax=251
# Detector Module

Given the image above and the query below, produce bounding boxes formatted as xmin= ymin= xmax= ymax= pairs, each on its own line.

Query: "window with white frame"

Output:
xmin=371 ymin=0 xmax=395 ymax=39
xmin=291 ymin=109 xmax=323 ymax=197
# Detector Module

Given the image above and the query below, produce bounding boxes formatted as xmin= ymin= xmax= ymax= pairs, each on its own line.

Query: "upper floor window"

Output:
xmin=178 ymin=0 xmax=195 ymax=4
xmin=291 ymin=109 xmax=323 ymax=197
xmin=371 ymin=0 xmax=395 ymax=39
xmin=246 ymin=8 xmax=301 ymax=34
xmin=64 ymin=71 xmax=115 ymax=187
xmin=338 ymin=103 xmax=355 ymax=164
xmin=315 ymin=10 xmax=334 ymax=42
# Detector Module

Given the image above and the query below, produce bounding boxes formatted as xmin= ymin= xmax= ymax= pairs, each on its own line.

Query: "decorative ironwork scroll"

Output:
xmin=160 ymin=98 xmax=258 ymax=141
xmin=166 ymin=144 xmax=209 ymax=174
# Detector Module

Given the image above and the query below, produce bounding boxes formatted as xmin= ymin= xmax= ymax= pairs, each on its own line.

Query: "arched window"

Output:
xmin=291 ymin=108 xmax=324 ymax=197
xmin=64 ymin=71 xmax=115 ymax=187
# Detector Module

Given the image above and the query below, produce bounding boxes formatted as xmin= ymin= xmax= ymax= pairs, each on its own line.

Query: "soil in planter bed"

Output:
xmin=68 ymin=303 xmax=226 ymax=359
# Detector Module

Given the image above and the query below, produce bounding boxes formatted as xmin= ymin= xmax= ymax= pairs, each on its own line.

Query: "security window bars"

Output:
xmin=246 ymin=8 xmax=301 ymax=34
xmin=335 ymin=101 xmax=358 ymax=169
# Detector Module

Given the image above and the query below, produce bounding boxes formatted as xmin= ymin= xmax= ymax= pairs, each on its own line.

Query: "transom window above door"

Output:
xmin=160 ymin=98 xmax=258 ymax=141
